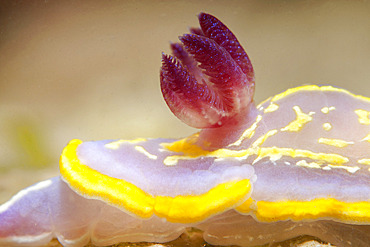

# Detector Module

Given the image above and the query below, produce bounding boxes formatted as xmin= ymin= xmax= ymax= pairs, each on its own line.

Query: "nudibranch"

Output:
xmin=0 ymin=12 xmax=369 ymax=247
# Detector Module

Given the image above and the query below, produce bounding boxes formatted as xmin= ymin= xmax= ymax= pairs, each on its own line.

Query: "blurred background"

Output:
xmin=0 ymin=0 xmax=369 ymax=203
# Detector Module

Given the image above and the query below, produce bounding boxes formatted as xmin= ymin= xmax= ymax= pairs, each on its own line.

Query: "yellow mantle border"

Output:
xmin=59 ymin=139 xmax=252 ymax=223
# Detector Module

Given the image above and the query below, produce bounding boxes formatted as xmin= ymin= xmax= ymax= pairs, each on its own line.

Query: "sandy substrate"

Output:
xmin=42 ymin=230 xmax=333 ymax=247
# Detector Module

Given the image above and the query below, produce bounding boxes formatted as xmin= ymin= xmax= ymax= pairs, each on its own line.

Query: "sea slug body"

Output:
xmin=0 ymin=12 xmax=369 ymax=247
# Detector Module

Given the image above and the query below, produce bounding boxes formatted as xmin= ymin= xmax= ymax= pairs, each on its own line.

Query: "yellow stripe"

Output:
xmin=105 ymin=138 xmax=147 ymax=149
xmin=322 ymin=122 xmax=332 ymax=131
xmin=155 ymin=179 xmax=252 ymax=223
xmin=296 ymin=160 xmax=321 ymax=169
xmin=229 ymin=115 xmax=262 ymax=146
xmin=235 ymin=197 xmax=254 ymax=213
xmin=60 ymin=139 xmax=154 ymax=218
xmin=263 ymin=102 xmax=279 ymax=113
xmin=321 ymin=106 xmax=335 ymax=114
xmin=361 ymin=133 xmax=370 ymax=142
xmin=280 ymin=106 xmax=313 ymax=132
xmin=271 ymin=85 xmax=370 ymax=103
xmin=163 ymin=137 xmax=350 ymax=167
xmin=134 ymin=145 xmax=158 ymax=160
xmin=318 ymin=138 xmax=354 ymax=148
xmin=251 ymin=129 xmax=278 ymax=148
xmin=358 ymin=159 xmax=370 ymax=166
xmin=355 ymin=109 xmax=370 ymax=125
xmin=323 ymin=164 xmax=360 ymax=174
xmin=252 ymin=199 xmax=370 ymax=224
xmin=60 ymin=139 xmax=252 ymax=223
xmin=257 ymin=147 xmax=349 ymax=165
